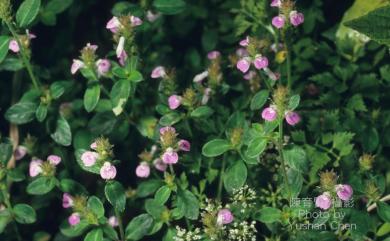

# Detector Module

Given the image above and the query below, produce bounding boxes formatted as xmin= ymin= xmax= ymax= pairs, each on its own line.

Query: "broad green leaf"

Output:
xmin=13 ymin=204 xmax=36 ymax=224
xmin=223 ymin=161 xmax=247 ymax=193
xmin=190 ymin=106 xmax=214 ymax=118
xmin=111 ymin=79 xmax=130 ymax=116
xmin=50 ymin=115 xmax=72 ymax=146
xmin=50 ymin=81 xmax=66 ymax=99
xmin=176 ymin=189 xmax=199 ymax=220
xmin=35 ymin=103 xmax=47 ymax=122
xmin=288 ymin=94 xmax=300 ymax=110
xmin=283 ymin=146 xmax=307 ymax=173
xmin=153 ymin=0 xmax=186 ymax=15
xmin=377 ymin=222 xmax=390 ymax=237
xmin=0 ymin=36 xmax=10 ymax=63
xmin=129 ymin=70 xmax=143 ymax=82
xmin=27 ymin=176 xmax=56 ymax=195
xmin=136 ymin=179 xmax=163 ymax=198
xmin=255 ymin=207 xmax=281 ymax=223
xmin=60 ymin=220 xmax=90 ymax=237
xmin=202 ymin=139 xmax=231 ymax=157
xmin=84 ymin=84 xmax=101 ymax=112
xmin=88 ymin=112 xmax=117 ymax=135
xmin=5 ymin=102 xmax=37 ymax=124
xmin=378 ymin=202 xmax=390 ymax=222
xmin=246 ymin=137 xmax=267 ymax=158
xmin=84 ymin=229 xmax=103 ymax=241
xmin=154 ymin=186 xmax=171 ymax=205
xmin=0 ymin=138 xmax=13 ymax=165
xmin=125 ymin=214 xmax=154 ymax=240
xmin=16 ymin=0 xmax=41 ymax=27
xmin=105 ymin=181 xmax=126 ymax=212
xmin=345 ymin=5 xmax=390 ymax=46
xmin=59 ymin=178 xmax=87 ymax=194
xmin=87 ymin=196 xmax=104 ymax=218
xmin=46 ymin=0 xmax=73 ymax=14
xmin=250 ymin=90 xmax=269 ymax=110
xmin=145 ymin=199 xmax=164 ymax=219
xmin=159 ymin=112 xmax=181 ymax=126
xmin=7 ymin=169 xmax=26 ymax=182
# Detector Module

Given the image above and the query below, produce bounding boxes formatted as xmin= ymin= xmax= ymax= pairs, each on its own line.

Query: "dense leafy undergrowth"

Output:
xmin=0 ymin=0 xmax=390 ymax=240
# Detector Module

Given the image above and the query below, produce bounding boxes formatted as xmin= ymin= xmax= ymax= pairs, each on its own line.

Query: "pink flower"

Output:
xmin=239 ymin=36 xmax=250 ymax=47
xmin=168 ymin=95 xmax=182 ymax=110
xmin=264 ymin=68 xmax=279 ymax=81
xmin=236 ymin=58 xmax=251 ymax=73
xmin=217 ymin=209 xmax=234 ymax=225
xmin=96 ymin=59 xmax=111 ymax=76
xmin=290 ymin=11 xmax=304 ymax=27
xmin=193 ymin=71 xmax=209 ymax=83
xmin=81 ymin=151 xmax=98 ymax=167
xmin=336 ymin=184 xmax=353 ymax=201
xmin=243 ymin=71 xmax=256 ymax=80
xmin=118 ymin=50 xmax=128 ymax=66
xmin=90 ymin=142 xmax=97 ymax=150
xmin=146 ymin=11 xmax=160 ymax=22
xmin=85 ymin=43 xmax=98 ymax=51
xmin=29 ymin=158 xmax=43 ymax=177
xmin=136 ymin=162 xmax=150 ymax=178
xmin=151 ymin=66 xmax=166 ymax=79
xmin=116 ymin=36 xmax=125 ymax=59
xmin=201 ymin=88 xmax=212 ymax=105
xmin=14 ymin=146 xmax=27 ymax=161
xmin=68 ymin=213 xmax=80 ymax=226
xmin=270 ymin=0 xmax=282 ymax=7
xmin=162 ymin=148 xmax=178 ymax=164
xmin=207 ymin=51 xmax=221 ymax=60
xmin=153 ymin=158 xmax=167 ymax=172
xmin=285 ymin=111 xmax=301 ymax=126
xmin=9 ymin=40 xmax=20 ymax=53
xmin=106 ymin=16 xmax=121 ymax=33
xmin=130 ymin=16 xmax=143 ymax=26
xmin=62 ymin=193 xmax=74 ymax=208
xmin=253 ymin=56 xmax=269 ymax=70
xmin=100 ymin=162 xmax=117 ymax=180
xmin=71 ymin=59 xmax=85 ymax=74
xmin=160 ymin=126 xmax=176 ymax=135
xmin=48 ymin=155 xmax=61 ymax=166
xmin=272 ymin=15 xmax=286 ymax=29
xmin=315 ymin=193 xmax=332 ymax=210
xmin=178 ymin=139 xmax=191 ymax=152
xmin=108 ymin=216 xmax=119 ymax=227
xmin=262 ymin=107 xmax=278 ymax=121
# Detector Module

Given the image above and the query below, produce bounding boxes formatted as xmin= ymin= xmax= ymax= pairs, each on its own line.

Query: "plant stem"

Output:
xmin=285 ymin=42 xmax=292 ymax=89
xmin=115 ymin=209 xmax=125 ymax=241
xmin=217 ymin=155 xmax=226 ymax=201
xmin=5 ymin=22 xmax=40 ymax=90
xmin=278 ymin=118 xmax=291 ymax=201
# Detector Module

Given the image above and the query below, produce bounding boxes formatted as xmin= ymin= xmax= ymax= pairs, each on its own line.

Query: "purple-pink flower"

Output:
xmin=168 ymin=95 xmax=182 ymax=110
xmin=315 ymin=193 xmax=332 ymax=210
xmin=14 ymin=146 xmax=27 ymax=161
xmin=68 ymin=213 xmax=80 ymax=226
xmin=9 ymin=40 xmax=20 ymax=53
xmin=130 ymin=16 xmax=143 ymax=26
xmin=193 ymin=71 xmax=209 ymax=83
xmin=236 ymin=58 xmax=251 ymax=73
xmin=162 ymin=148 xmax=179 ymax=164
xmin=207 ymin=51 xmax=221 ymax=60
xmin=285 ymin=111 xmax=301 ymax=126
xmin=100 ymin=162 xmax=117 ymax=180
xmin=106 ymin=16 xmax=121 ymax=33
xmin=29 ymin=158 xmax=43 ymax=177
xmin=270 ymin=0 xmax=282 ymax=7
xmin=96 ymin=59 xmax=111 ymax=76
xmin=243 ymin=71 xmax=256 ymax=80
xmin=146 ymin=11 xmax=160 ymax=22
xmin=336 ymin=184 xmax=353 ymax=201
xmin=290 ymin=11 xmax=304 ymax=27
xmin=217 ymin=209 xmax=234 ymax=225
xmin=253 ymin=56 xmax=269 ymax=70
xmin=272 ymin=15 xmax=286 ymax=29
xmin=90 ymin=142 xmax=97 ymax=150
xmin=48 ymin=155 xmax=61 ymax=166
xmin=239 ymin=36 xmax=250 ymax=47
xmin=160 ymin=126 xmax=176 ymax=135
xmin=81 ymin=151 xmax=98 ymax=167
xmin=62 ymin=193 xmax=74 ymax=208
xmin=262 ymin=107 xmax=278 ymax=121
xmin=151 ymin=66 xmax=167 ymax=79
xmin=178 ymin=139 xmax=191 ymax=152
xmin=136 ymin=162 xmax=150 ymax=178
xmin=108 ymin=216 xmax=119 ymax=227
xmin=153 ymin=158 xmax=167 ymax=172
xmin=71 ymin=59 xmax=85 ymax=74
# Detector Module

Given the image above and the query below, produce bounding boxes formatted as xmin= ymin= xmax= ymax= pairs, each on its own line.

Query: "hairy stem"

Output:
xmin=278 ymin=118 xmax=292 ymax=201
xmin=114 ymin=209 xmax=125 ymax=241
xmin=217 ymin=155 xmax=226 ymax=201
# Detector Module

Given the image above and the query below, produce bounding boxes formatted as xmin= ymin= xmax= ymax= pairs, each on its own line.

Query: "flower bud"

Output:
xmin=359 ymin=154 xmax=374 ymax=171
xmin=319 ymin=170 xmax=337 ymax=191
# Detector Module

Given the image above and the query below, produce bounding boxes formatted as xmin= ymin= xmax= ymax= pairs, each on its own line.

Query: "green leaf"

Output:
xmin=345 ymin=5 xmax=390 ymax=46
xmin=84 ymin=84 xmax=101 ymax=112
xmin=245 ymin=137 xmax=267 ymax=158
xmin=0 ymin=36 xmax=10 ymax=63
xmin=129 ymin=70 xmax=143 ymax=82
xmin=154 ymin=186 xmax=171 ymax=205
xmin=223 ymin=161 xmax=247 ymax=193
xmin=50 ymin=81 xmax=66 ymax=99
xmin=176 ymin=189 xmax=199 ymax=220
xmin=153 ymin=0 xmax=186 ymax=15
xmin=283 ymin=146 xmax=307 ymax=173
xmin=87 ymin=196 xmax=104 ymax=218
xmin=60 ymin=220 xmax=90 ymax=237
xmin=378 ymin=202 xmax=390 ymax=222
xmin=105 ymin=181 xmax=126 ymax=212
xmin=377 ymin=222 xmax=390 ymax=237
xmin=5 ymin=102 xmax=37 ymax=124
xmin=0 ymin=138 xmax=13 ymax=165
xmin=16 ymin=0 xmax=41 ymax=28
xmin=347 ymin=94 xmax=367 ymax=112
xmin=111 ymin=79 xmax=131 ymax=116
xmin=137 ymin=179 xmax=163 ymax=198
xmin=255 ymin=207 xmax=281 ymax=223
xmin=26 ymin=176 xmax=56 ymax=195
xmin=159 ymin=112 xmax=181 ymax=126
xmin=46 ymin=0 xmax=73 ymax=14
xmin=145 ymin=199 xmax=164 ymax=219
xmin=13 ymin=204 xmax=36 ymax=224
xmin=250 ymin=90 xmax=269 ymax=110
xmin=288 ymin=94 xmax=300 ymax=110
xmin=50 ymin=115 xmax=72 ymax=146
xmin=35 ymin=103 xmax=48 ymax=122
xmin=125 ymin=214 xmax=154 ymax=240
xmin=202 ymin=139 xmax=231 ymax=157
xmin=84 ymin=229 xmax=103 ymax=241
xmin=88 ymin=112 xmax=117 ymax=135
xmin=7 ymin=169 xmax=26 ymax=182
xmin=190 ymin=106 xmax=214 ymax=118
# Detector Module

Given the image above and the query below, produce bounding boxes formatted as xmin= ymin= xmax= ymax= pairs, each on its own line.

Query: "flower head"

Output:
xmin=135 ymin=162 xmax=150 ymax=178
xmin=62 ymin=193 xmax=74 ymax=208
xmin=285 ymin=111 xmax=301 ymax=126
xmin=100 ymin=162 xmax=117 ymax=180
xmin=168 ymin=95 xmax=182 ymax=110
xmin=272 ymin=15 xmax=286 ymax=29
xmin=217 ymin=209 xmax=234 ymax=225
xmin=29 ymin=158 xmax=43 ymax=177
xmin=290 ymin=11 xmax=304 ymax=27
xmin=315 ymin=193 xmax=332 ymax=210
xmin=81 ymin=151 xmax=98 ymax=167
xmin=336 ymin=184 xmax=353 ymax=201
xmin=262 ymin=107 xmax=278 ymax=121
xmin=162 ymin=148 xmax=178 ymax=164
xmin=68 ymin=213 xmax=80 ymax=226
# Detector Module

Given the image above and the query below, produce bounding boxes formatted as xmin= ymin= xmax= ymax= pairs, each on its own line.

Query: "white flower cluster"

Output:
xmin=227 ymin=221 xmax=257 ymax=241
xmin=174 ymin=226 xmax=202 ymax=241
xmin=231 ymin=185 xmax=257 ymax=212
